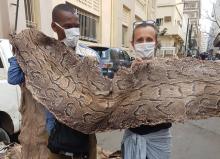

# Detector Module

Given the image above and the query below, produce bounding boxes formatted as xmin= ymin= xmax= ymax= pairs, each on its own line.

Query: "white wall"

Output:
xmin=100 ymin=0 xmax=111 ymax=47
xmin=0 ymin=0 xmax=10 ymax=38
xmin=0 ymin=0 xmax=27 ymax=38
xmin=39 ymin=0 xmax=54 ymax=37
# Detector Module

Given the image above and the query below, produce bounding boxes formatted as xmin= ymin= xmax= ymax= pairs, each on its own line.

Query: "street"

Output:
xmin=1 ymin=0 xmax=220 ymax=158
xmin=97 ymin=118 xmax=220 ymax=159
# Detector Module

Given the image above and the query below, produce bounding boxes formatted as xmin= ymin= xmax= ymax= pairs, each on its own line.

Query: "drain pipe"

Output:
xmin=14 ymin=0 xmax=20 ymax=34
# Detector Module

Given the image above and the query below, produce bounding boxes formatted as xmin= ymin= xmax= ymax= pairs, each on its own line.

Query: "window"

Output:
xmin=101 ymin=50 xmax=109 ymax=60
xmin=135 ymin=15 xmax=142 ymax=22
xmin=122 ymin=6 xmax=130 ymax=47
xmin=187 ymin=11 xmax=198 ymax=18
xmin=119 ymin=51 xmax=124 ymax=60
xmin=184 ymin=2 xmax=198 ymax=9
xmin=164 ymin=16 xmax=172 ymax=23
xmin=122 ymin=25 xmax=128 ymax=48
xmin=66 ymin=2 xmax=98 ymax=42
xmin=123 ymin=6 xmax=130 ymax=26
xmin=0 ymin=57 xmax=3 ymax=68
xmin=78 ymin=13 xmax=97 ymax=42
xmin=156 ymin=18 xmax=163 ymax=26
xmin=24 ymin=0 xmax=37 ymax=28
xmin=110 ymin=50 xmax=119 ymax=60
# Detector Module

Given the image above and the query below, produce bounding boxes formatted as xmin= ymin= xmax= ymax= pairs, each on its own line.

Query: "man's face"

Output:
xmin=132 ymin=26 xmax=157 ymax=47
xmin=51 ymin=10 xmax=80 ymax=40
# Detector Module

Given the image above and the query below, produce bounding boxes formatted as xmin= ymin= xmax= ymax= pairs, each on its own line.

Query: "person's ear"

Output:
xmin=51 ymin=22 xmax=57 ymax=33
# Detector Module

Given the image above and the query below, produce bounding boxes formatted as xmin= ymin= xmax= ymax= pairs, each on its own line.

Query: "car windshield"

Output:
xmin=100 ymin=49 xmax=110 ymax=60
xmin=123 ymin=51 xmax=130 ymax=61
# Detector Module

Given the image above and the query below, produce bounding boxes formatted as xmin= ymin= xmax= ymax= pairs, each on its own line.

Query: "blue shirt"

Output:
xmin=8 ymin=56 xmax=55 ymax=134
xmin=8 ymin=57 xmax=25 ymax=85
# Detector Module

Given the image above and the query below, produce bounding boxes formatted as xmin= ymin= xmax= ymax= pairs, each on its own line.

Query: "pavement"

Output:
xmin=97 ymin=117 xmax=220 ymax=159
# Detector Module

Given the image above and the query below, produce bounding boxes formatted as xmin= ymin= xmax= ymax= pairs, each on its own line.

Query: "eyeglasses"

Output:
xmin=133 ymin=20 xmax=156 ymax=29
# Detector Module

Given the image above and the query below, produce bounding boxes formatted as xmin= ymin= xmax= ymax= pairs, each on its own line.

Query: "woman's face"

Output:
xmin=132 ymin=26 xmax=157 ymax=46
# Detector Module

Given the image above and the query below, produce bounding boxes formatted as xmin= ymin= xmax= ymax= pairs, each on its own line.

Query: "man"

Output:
xmin=8 ymin=4 xmax=96 ymax=159
xmin=121 ymin=21 xmax=172 ymax=159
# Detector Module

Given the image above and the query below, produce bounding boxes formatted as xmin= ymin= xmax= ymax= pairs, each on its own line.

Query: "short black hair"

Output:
xmin=132 ymin=23 xmax=158 ymax=42
xmin=52 ymin=3 xmax=77 ymax=22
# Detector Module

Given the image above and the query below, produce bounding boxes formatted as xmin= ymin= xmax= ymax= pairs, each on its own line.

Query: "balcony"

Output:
xmin=160 ymin=24 xmax=185 ymax=43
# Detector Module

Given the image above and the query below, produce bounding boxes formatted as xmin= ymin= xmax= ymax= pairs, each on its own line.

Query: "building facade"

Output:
xmin=0 ymin=0 xmax=157 ymax=56
xmin=207 ymin=0 xmax=220 ymax=52
xmin=200 ymin=33 xmax=209 ymax=52
xmin=156 ymin=0 xmax=186 ymax=56
xmin=183 ymin=0 xmax=201 ymax=51
xmin=0 ymin=0 xmax=26 ymax=38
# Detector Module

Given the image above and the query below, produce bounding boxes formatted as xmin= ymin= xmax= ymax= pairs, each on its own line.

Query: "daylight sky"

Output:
xmin=200 ymin=0 xmax=217 ymax=33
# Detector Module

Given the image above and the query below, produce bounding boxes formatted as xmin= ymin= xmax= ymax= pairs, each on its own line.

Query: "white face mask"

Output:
xmin=134 ymin=42 xmax=156 ymax=59
xmin=55 ymin=22 xmax=80 ymax=48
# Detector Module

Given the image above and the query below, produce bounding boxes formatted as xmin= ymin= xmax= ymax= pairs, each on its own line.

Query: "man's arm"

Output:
xmin=45 ymin=110 xmax=56 ymax=135
xmin=8 ymin=56 xmax=25 ymax=85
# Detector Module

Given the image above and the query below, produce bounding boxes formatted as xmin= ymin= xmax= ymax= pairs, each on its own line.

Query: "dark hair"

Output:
xmin=52 ymin=4 xmax=77 ymax=22
xmin=132 ymin=23 xmax=158 ymax=42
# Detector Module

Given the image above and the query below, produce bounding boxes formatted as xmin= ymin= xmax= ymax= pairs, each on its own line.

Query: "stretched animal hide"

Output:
xmin=11 ymin=29 xmax=220 ymax=134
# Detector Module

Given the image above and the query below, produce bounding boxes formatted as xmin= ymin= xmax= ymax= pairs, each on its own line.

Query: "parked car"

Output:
xmin=76 ymin=43 xmax=101 ymax=62
xmin=0 ymin=39 xmax=21 ymax=143
xmin=215 ymin=53 xmax=220 ymax=60
xmin=89 ymin=46 xmax=134 ymax=78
